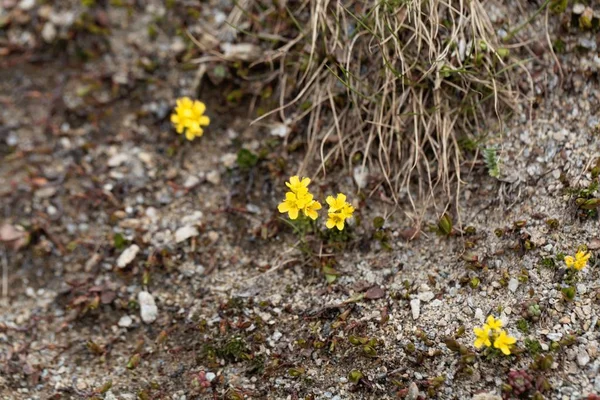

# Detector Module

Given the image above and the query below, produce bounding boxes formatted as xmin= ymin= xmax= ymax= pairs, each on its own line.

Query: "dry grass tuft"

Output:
xmin=194 ymin=0 xmax=521 ymax=209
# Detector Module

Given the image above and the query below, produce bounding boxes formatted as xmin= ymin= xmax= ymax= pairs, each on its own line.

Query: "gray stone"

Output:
xmin=508 ymin=278 xmax=519 ymax=293
xmin=577 ymin=350 xmax=590 ymax=367
xmin=417 ymin=291 xmax=434 ymax=302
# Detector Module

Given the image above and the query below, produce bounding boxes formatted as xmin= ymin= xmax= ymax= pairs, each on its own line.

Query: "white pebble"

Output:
xmin=508 ymin=278 xmax=519 ymax=293
xmin=117 ymin=244 xmax=140 ymax=268
xmin=138 ymin=291 xmax=158 ymax=324
xmin=175 ymin=226 xmax=199 ymax=243
xmin=118 ymin=315 xmax=133 ymax=328
xmin=410 ymin=299 xmax=420 ymax=320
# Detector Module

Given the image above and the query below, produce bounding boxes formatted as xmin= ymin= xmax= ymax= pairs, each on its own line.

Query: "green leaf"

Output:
xmin=236 ymin=149 xmax=259 ymax=170
xmin=438 ymin=213 xmax=453 ymax=236
xmin=113 ymin=233 xmax=127 ymax=250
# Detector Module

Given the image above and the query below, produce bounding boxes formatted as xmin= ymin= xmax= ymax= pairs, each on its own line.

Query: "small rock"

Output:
xmin=577 ymin=350 xmax=590 ymax=367
xmin=206 ymin=170 xmax=221 ymax=185
xmin=117 ymin=245 xmax=140 ymax=268
xmin=108 ymin=153 xmax=129 ymax=167
xmin=272 ymin=331 xmax=282 ymax=341
xmin=572 ymin=3 xmax=585 ymax=14
xmin=546 ymin=332 xmax=562 ymax=342
xmin=221 ymin=153 xmax=237 ymax=168
xmin=18 ymin=0 xmax=35 ymax=10
xmin=183 ymin=175 xmax=200 ymax=188
xmin=207 ymin=231 xmax=219 ymax=243
xmin=175 ymin=226 xmax=199 ymax=243
xmin=269 ymin=123 xmax=290 ymax=138
xmin=417 ymin=291 xmax=434 ymax=302
xmin=41 ymin=22 xmax=56 ymax=43
xmin=171 ymin=37 xmax=186 ymax=54
xmin=475 ymin=308 xmax=484 ymax=322
xmin=138 ymin=291 xmax=158 ymax=324
xmin=104 ymin=391 xmax=117 ymax=400
xmin=472 ymin=393 xmax=502 ymax=400
xmin=406 ymin=382 xmax=419 ymax=400
xmin=118 ymin=315 xmax=133 ymax=328
xmin=578 ymin=37 xmax=597 ymax=51
xmin=410 ymin=299 xmax=420 ymax=320
xmin=353 ymin=165 xmax=369 ymax=189
xmin=365 ymin=285 xmax=386 ymax=300
xmin=205 ymin=372 xmax=216 ymax=382
xmin=508 ymin=278 xmax=519 ymax=293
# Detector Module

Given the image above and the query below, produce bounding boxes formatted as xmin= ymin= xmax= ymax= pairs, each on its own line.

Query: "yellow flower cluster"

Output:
xmin=277 ymin=176 xmax=321 ymax=220
xmin=170 ymin=97 xmax=210 ymax=141
xmin=473 ymin=316 xmax=516 ymax=355
xmin=325 ymin=193 xmax=355 ymax=231
xmin=277 ymin=177 xmax=355 ymax=230
xmin=564 ymin=249 xmax=591 ymax=271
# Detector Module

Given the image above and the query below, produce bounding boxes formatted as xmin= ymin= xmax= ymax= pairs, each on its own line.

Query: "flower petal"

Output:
xmin=198 ymin=116 xmax=210 ymax=126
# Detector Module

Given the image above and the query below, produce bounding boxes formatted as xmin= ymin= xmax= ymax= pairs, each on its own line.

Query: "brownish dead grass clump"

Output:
xmin=192 ymin=0 xmax=520 ymax=208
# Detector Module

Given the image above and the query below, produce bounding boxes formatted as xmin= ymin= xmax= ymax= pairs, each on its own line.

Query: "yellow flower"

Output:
xmin=493 ymin=330 xmax=516 ymax=355
xmin=326 ymin=193 xmax=347 ymax=212
xmin=286 ymin=176 xmax=311 ymax=195
xmin=326 ymin=212 xmax=346 ymax=230
xmin=170 ymin=97 xmax=210 ymax=141
xmin=484 ymin=315 xmax=503 ymax=332
xmin=278 ymin=192 xmax=312 ymax=220
xmin=564 ymin=255 xmax=575 ymax=268
xmin=569 ymin=250 xmax=591 ymax=271
xmin=303 ymin=200 xmax=322 ymax=220
xmin=324 ymin=192 xmax=355 ymax=230
xmin=339 ymin=204 xmax=355 ymax=219
xmin=473 ymin=326 xmax=491 ymax=349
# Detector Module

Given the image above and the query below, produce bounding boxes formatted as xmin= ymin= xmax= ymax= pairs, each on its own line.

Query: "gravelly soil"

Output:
xmin=1 ymin=1 xmax=600 ymax=400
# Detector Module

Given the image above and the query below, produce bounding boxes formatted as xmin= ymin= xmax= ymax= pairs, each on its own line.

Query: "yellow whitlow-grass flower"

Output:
xmin=326 ymin=212 xmax=346 ymax=230
xmin=484 ymin=315 xmax=502 ymax=331
xmin=303 ymin=200 xmax=322 ymax=220
xmin=326 ymin=193 xmax=347 ymax=212
xmin=278 ymin=191 xmax=312 ymax=220
xmin=170 ymin=97 xmax=210 ymax=141
xmin=325 ymin=192 xmax=354 ymax=231
xmin=493 ymin=330 xmax=516 ymax=355
xmin=286 ymin=176 xmax=311 ymax=195
xmin=473 ymin=326 xmax=491 ymax=349
xmin=565 ymin=250 xmax=591 ymax=271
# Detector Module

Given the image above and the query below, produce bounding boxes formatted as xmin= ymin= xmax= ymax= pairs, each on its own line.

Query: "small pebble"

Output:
xmin=118 ymin=315 xmax=133 ymax=328
xmin=117 ymin=245 xmax=140 ymax=268
xmin=175 ymin=226 xmax=199 ymax=243
xmin=410 ymin=299 xmax=420 ymax=320
xmin=138 ymin=291 xmax=158 ymax=324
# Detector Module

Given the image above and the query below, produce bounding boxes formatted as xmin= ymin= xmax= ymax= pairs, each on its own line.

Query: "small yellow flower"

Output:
xmin=303 ymin=200 xmax=322 ymax=220
xmin=339 ymin=204 xmax=355 ymax=219
xmin=473 ymin=326 xmax=491 ymax=349
xmin=326 ymin=213 xmax=346 ymax=230
xmin=285 ymin=176 xmax=311 ymax=195
xmin=570 ymin=250 xmax=591 ymax=271
xmin=170 ymin=97 xmax=210 ymax=141
xmin=564 ymin=255 xmax=575 ymax=268
xmin=493 ymin=330 xmax=516 ymax=355
xmin=326 ymin=193 xmax=347 ymax=212
xmin=278 ymin=192 xmax=312 ymax=220
xmin=484 ymin=315 xmax=503 ymax=332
